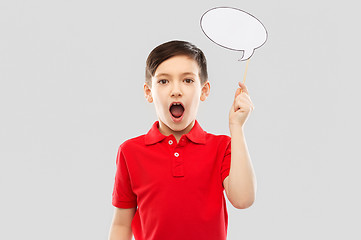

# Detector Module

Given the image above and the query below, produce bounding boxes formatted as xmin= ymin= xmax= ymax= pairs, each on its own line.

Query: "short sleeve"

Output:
xmin=112 ymin=144 xmax=137 ymax=208
xmin=220 ymin=136 xmax=231 ymax=188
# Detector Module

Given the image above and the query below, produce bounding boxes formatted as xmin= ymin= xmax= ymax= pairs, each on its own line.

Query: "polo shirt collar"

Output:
xmin=144 ymin=119 xmax=206 ymax=145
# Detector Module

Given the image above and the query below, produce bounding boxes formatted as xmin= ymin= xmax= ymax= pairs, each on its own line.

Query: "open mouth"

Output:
xmin=169 ymin=103 xmax=185 ymax=119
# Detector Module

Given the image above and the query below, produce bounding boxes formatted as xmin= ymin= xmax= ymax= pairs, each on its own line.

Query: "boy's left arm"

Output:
xmin=224 ymin=81 xmax=257 ymax=209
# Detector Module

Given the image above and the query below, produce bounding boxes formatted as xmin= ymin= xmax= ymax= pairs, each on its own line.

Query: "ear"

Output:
xmin=200 ymin=81 xmax=210 ymax=101
xmin=144 ymin=83 xmax=153 ymax=103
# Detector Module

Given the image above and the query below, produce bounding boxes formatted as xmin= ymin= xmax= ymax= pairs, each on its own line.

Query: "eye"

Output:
xmin=184 ymin=78 xmax=194 ymax=83
xmin=158 ymin=79 xmax=168 ymax=84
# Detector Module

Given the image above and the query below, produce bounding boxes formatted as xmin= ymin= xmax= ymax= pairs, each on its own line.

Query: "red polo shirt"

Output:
xmin=112 ymin=119 xmax=232 ymax=240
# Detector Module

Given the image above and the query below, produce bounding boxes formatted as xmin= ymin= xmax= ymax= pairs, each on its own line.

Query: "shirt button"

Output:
xmin=168 ymin=140 xmax=173 ymax=145
xmin=174 ymin=152 xmax=179 ymax=157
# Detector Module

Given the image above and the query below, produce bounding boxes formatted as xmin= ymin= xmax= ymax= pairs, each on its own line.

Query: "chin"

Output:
xmin=169 ymin=118 xmax=188 ymax=130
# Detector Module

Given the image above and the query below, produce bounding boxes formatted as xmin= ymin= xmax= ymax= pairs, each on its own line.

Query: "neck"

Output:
xmin=158 ymin=119 xmax=195 ymax=140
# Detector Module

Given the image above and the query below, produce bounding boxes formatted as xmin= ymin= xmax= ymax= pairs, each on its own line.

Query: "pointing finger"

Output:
xmin=238 ymin=81 xmax=249 ymax=95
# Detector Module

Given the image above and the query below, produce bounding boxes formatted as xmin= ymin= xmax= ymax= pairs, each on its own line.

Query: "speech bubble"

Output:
xmin=200 ymin=7 xmax=268 ymax=61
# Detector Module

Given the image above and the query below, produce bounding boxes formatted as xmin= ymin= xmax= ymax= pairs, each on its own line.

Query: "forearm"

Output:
xmin=108 ymin=224 xmax=133 ymax=240
xmin=228 ymin=125 xmax=257 ymax=208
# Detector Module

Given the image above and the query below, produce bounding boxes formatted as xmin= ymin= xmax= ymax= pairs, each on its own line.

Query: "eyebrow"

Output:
xmin=155 ymin=72 xmax=197 ymax=78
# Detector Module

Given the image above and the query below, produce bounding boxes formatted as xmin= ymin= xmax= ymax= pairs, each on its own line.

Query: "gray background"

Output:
xmin=1 ymin=0 xmax=359 ymax=239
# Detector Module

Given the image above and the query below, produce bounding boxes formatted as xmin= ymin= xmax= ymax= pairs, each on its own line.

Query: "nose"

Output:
xmin=171 ymin=82 xmax=182 ymax=97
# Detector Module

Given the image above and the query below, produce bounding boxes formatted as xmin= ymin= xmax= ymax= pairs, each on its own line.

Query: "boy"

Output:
xmin=108 ymin=40 xmax=256 ymax=240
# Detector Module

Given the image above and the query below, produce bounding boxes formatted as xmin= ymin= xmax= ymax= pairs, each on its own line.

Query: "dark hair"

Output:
xmin=145 ymin=40 xmax=208 ymax=88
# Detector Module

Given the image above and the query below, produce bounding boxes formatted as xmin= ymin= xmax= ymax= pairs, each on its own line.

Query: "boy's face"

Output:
xmin=144 ymin=55 xmax=210 ymax=135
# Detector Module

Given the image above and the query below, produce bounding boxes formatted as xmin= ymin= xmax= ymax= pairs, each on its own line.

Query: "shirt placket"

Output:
xmin=167 ymin=136 xmax=186 ymax=177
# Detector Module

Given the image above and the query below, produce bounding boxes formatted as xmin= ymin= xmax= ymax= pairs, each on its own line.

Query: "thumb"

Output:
xmin=232 ymin=88 xmax=242 ymax=111
xmin=235 ymin=87 xmax=242 ymax=98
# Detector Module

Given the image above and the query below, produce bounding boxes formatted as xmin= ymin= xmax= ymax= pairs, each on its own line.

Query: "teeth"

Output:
xmin=173 ymin=103 xmax=181 ymax=106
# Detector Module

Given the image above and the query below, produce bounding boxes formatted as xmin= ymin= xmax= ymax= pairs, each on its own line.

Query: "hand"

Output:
xmin=229 ymin=81 xmax=255 ymax=129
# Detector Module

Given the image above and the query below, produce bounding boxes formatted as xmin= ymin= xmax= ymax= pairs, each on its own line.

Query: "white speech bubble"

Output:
xmin=200 ymin=7 xmax=268 ymax=61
